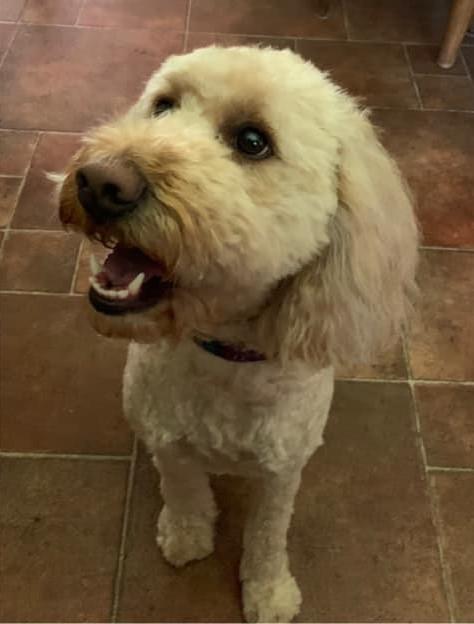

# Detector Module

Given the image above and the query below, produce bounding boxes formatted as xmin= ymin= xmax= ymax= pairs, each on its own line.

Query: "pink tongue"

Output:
xmin=102 ymin=245 xmax=164 ymax=287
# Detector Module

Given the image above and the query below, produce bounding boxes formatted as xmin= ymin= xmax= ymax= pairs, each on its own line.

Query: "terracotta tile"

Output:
xmin=461 ymin=46 xmax=474 ymax=75
xmin=20 ymin=0 xmax=83 ymax=25
xmin=0 ymin=0 xmax=24 ymax=21
xmin=431 ymin=473 xmax=474 ymax=621
xmin=189 ymin=0 xmax=347 ymax=39
xmin=74 ymin=238 xmax=110 ymax=294
xmin=407 ymin=45 xmax=466 ymax=76
xmin=0 ymin=294 xmax=131 ymax=453
xmin=373 ymin=109 xmax=474 ymax=248
xmin=337 ymin=341 xmax=407 ymax=380
xmin=0 ymin=176 xmax=22 ymax=227
xmin=118 ymin=383 xmax=448 ymax=622
xmin=293 ymin=381 xmax=449 ymax=622
xmin=0 ymin=457 xmax=127 ymax=622
xmin=0 ymin=130 xmax=37 ymax=175
xmin=185 ymin=32 xmax=295 ymax=53
xmin=80 ymin=0 xmax=187 ymax=30
xmin=0 ymin=25 xmax=183 ymax=132
xmin=297 ymin=41 xmax=417 ymax=108
xmin=416 ymin=384 xmax=474 ymax=468
xmin=0 ymin=231 xmax=4 ymax=245
xmin=0 ymin=22 xmax=16 ymax=56
xmin=0 ymin=230 xmax=81 ymax=292
xmin=12 ymin=132 xmax=80 ymax=229
xmin=416 ymin=75 xmax=474 ymax=111
xmin=118 ymin=449 xmax=244 ymax=622
xmin=344 ymin=0 xmax=450 ymax=43
xmin=407 ymin=251 xmax=474 ymax=381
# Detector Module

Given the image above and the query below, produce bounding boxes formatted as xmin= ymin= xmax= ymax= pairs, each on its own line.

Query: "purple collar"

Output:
xmin=193 ymin=335 xmax=266 ymax=363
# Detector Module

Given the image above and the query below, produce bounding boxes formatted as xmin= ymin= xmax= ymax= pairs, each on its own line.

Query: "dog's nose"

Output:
xmin=76 ymin=161 xmax=146 ymax=222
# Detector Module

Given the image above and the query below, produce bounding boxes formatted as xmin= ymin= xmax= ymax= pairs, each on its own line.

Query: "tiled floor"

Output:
xmin=0 ymin=0 xmax=473 ymax=622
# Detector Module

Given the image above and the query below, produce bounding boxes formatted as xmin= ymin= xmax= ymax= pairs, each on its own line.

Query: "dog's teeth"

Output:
xmin=116 ymin=289 xmax=129 ymax=300
xmin=128 ymin=272 xmax=145 ymax=296
xmin=90 ymin=277 xmax=117 ymax=299
xmin=89 ymin=253 xmax=101 ymax=277
xmin=90 ymin=278 xmax=106 ymax=296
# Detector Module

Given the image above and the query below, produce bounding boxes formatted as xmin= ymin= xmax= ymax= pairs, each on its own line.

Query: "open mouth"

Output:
xmin=88 ymin=244 xmax=173 ymax=316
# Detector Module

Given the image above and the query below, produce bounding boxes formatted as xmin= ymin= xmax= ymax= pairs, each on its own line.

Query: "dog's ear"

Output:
xmin=256 ymin=113 xmax=418 ymax=366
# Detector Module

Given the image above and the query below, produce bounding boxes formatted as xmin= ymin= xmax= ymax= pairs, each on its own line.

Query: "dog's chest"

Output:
xmin=123 ymin=341 xmax=334 ymax=474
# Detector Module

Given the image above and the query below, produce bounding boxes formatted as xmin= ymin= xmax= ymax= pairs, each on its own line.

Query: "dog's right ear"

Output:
xmin=255 ymin=112 xmax=419 ymax=368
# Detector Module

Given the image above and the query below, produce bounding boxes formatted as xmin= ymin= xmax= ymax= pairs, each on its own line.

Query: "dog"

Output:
xmin=56 ymin=46 xmax=418 ymax=622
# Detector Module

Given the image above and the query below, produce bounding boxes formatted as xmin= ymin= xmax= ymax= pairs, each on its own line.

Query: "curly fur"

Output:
xmin=56 ymin=46 xmax=418 ymax=622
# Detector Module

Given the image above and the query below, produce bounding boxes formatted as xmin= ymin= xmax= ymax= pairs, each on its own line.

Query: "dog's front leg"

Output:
xmin=240 ymin=470 xmax=302 ymax=623
xmin=153 ymin=445 xmax=218 ymax=567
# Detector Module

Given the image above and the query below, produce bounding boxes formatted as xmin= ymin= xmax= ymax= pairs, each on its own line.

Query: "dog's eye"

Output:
xmin=153 ymin=98 xmax=175 ymax=117
xmin=235 ymin=127 xmax=271 ymax=160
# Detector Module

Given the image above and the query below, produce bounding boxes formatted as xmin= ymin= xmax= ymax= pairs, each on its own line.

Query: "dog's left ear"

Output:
xmin=256 ymin=112 xmax=419 ymax=367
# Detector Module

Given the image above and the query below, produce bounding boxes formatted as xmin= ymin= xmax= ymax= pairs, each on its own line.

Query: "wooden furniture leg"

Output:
xmin=438 ymin=0 xmax=474 ymax=68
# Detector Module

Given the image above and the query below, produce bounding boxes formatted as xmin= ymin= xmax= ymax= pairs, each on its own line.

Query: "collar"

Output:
xmin=193 ymin=335 xmax=266 ymax=363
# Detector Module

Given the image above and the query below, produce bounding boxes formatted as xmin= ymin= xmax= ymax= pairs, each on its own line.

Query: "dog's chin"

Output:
xmin=87 ymin=299 xmax=176 ymax=343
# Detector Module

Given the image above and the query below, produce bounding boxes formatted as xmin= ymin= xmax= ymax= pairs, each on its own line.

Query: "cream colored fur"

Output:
xmin=57 ymin=46 xmax=418 ymax=622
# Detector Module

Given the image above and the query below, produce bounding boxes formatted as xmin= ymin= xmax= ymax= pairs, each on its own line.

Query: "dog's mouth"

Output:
xmin=88 ymin=244 xmax=173 ymax=316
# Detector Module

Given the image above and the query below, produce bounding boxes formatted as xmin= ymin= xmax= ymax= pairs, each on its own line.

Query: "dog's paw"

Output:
xmin=242 ymin=571 xmax=302 ymax=623
xmin=156 ymin=505 xmax=215 ymax=567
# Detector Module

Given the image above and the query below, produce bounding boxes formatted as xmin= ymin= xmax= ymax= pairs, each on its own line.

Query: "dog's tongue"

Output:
xmin=102 ymin=244 xmax=164 ymax=287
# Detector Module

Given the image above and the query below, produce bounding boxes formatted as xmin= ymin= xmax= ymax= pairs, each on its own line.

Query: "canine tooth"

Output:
xmin=89 ymin=254 xmax=101 ymax=277
xmin=128 ymin=272 xmax=145 ymax=296
xmin=116 ymin=289 xmax=129 ymax=300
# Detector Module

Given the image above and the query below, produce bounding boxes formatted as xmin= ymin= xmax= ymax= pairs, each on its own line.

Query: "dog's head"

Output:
xmin=57 ymin=46 xmax=418 ymax=365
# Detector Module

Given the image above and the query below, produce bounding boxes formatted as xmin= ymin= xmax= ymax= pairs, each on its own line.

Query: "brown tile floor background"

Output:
xmin=0 ymin=0 xmax=473 ymax=622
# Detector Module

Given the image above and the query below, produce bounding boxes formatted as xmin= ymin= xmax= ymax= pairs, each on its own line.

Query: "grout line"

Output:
xmin=0 ymin=132 xmax=41 ymax=263
xmin=0 ymin=450 xmax=132 ymax=461
xmin=460 ymin=49 xmax=473 ymax=82
xmin=0 ymin=128 xmax=40 ymax=134
xmin=414 ymin=379 xmax=474 ymax=387
xmin=337 ymin=377 xmax=474 ymax=386
xmin=427 ymin=466 xmax=474 ymax=474
xmin=402 ymin=334 xmax=457 ymax=622
xmin=428 ymin=476 xmax=459 ymax=621
xmin=372 ymin=104 xmax=474 ymax=113
xmin=0 ymin=22 xmax=19 ymax=71
xmin=3 ymin=227 xmax=65 ymax=233
xmin=0 ymin=127 xmax=82 ymax=135
xmin=11 ymin=21 xmax=185 ymax=33
xmin=184 ymin=31 xmax=474 ymax=46
xmin=15 ymin=0 xmax=27 ymax=22
xmin=0 ymin=174 xmax=23 ymax=179
xmin=111 ymin=437 xmax=138 ymax=623
xmin=420 ymin=245 xmax=474 ymax=253
xmin=70 ymin=238 xmax=84 ymax=294
xmin=340 ymin=0 xmax=350 ymax=40
xmin=182 ymin=0 xmax=193 ymax=52
xmin=337 ymin=376 xmax=408 ymax=383
xmin=420 ymin=106 xmax=474 ymax=113
xmin=413 ymin=72 xmax=471 ymax=79
xmin=0 ymin=289 xmax=83 ymax=296
xmin=74 ymin=0 xmax=88 ymax=26
xmin=403 ymin=44 xmax=423 ymax=109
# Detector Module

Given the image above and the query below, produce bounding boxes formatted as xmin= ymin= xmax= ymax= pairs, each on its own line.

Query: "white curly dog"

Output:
xmin=56 ymin=46 xmax=418 ymax=622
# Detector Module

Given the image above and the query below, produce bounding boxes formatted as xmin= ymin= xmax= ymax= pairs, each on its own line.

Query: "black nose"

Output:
xmin=76 ymin=161 xmax=146 ymax=222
